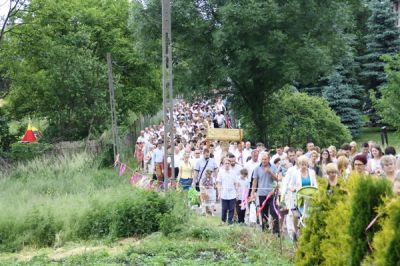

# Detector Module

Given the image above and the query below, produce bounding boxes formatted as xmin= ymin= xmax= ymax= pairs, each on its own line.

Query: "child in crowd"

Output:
xmin=200 ymin=169 xmax=216 ymax=216
xmin=236 ymin=168 xmax=249 ymax=224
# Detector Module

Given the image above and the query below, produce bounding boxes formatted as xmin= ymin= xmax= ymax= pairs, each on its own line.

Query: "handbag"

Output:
xmin=249 ymin=201 xmax=257 ymax=224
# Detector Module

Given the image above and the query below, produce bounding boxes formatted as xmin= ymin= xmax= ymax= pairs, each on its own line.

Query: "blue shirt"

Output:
xmin=253 ymin=164 xmax=277 ymax=196
xmin=195 ymin=158 xmax=218 ymax=182
xmin=152 ymin=148 xmax=163 ymax=163
xmin=301 ymin=175 xmax=311 ymax=187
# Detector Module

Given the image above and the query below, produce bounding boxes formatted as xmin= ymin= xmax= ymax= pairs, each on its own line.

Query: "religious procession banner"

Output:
xmin=206 ymin=128 xmax=243 ymax=141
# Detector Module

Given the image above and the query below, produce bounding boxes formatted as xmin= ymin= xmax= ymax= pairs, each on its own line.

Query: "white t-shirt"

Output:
xmin=242 ymin=148 xmax=253 ymax=163
xmin=231 ymin=163 xmax=243 ymax=180
xmin=173 ymin=153 xmax=182 ymax=168
xmin=271 ymin=152 xmax=287 ymax=164
xmin=244 ymin=160 xmax=261 ymax=182
xmin=238 ymin=178 xmax=250 ymax=199
xmin=190 ymin=157 xmax=200 ymax=170
xmin=217 ymin=169 xmax=238 ymax=200
xmin=214 ymin=114 xmax=225 ymax=125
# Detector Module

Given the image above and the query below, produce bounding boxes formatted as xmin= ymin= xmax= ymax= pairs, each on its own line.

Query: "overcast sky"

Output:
xmin=0 ymin=0 xmax=10 ymax=18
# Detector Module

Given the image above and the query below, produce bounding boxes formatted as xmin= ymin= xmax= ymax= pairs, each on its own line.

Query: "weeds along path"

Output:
xmin=0 ymin=153 xmax=294 ymax=265
xmin=0 ymin=238 xmax=140 ymax=263
xmin=0 ymin=216 xmax=294 ymax=265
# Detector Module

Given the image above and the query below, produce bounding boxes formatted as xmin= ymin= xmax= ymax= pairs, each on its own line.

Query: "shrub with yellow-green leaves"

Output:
xmin=295 ymin=174 xmax=393 ymax=265
xmin=348 ymin=175 xmax=392 ymax=266
xmin=295 ymin=177 xmax=348 ymax=266
xmin=364 ymin=197 xmax=400 ymax=266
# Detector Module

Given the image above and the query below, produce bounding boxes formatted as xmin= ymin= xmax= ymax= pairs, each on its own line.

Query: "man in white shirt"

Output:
xmin=235 ymin=143 xmax=245 ymax=166
xmin=214 ymin=111 xmax=225 ymax=128
xmin=226 ymin=153 xmax=242 ymax=176
xmin=271 ymin=145 xmax=286 ymax=165
xmin=242 ymin=141 xmax=253 ymax=163
xmin=304 ymin=142 xmax=314 ymax=158
xmin=244 ymin=149 xmax=261 ymax=182
xmin=152 ymin=141 xmax=164 ymax=181
xmin=190 ymin=149 xmax=201 ymax=171
xmin=217 ymin=158 xmax=239 ymax=224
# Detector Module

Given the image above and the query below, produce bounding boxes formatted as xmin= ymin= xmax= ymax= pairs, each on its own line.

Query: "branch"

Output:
xmin=0 ymin=0 xmax=28 ymax=43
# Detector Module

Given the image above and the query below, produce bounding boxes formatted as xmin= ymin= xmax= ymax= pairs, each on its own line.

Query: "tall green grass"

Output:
xmin=0 ymin=153 xmax=175 ymax=252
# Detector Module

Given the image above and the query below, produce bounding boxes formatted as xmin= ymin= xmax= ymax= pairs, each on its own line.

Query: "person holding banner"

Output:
xmin=251 ymin=152 xmax=280 ymax=234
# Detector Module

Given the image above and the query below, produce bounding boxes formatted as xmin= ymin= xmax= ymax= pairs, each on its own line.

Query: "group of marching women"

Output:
xmin=134 ymin=99 xmax=400 ymax=237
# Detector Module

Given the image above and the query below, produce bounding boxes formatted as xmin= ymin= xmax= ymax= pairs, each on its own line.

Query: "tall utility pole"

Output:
xmin=107 ymin=53 xmax=119 ymax=161
xmin=162 ymin=0 xmax=174 ymax=189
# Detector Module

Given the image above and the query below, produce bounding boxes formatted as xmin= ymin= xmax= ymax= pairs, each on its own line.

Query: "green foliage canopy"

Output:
xmin=240 ymin=89 xmax=352 ymax=148
xmin=1 ymin=0 xmax=161 ymax=141
xmin=133 ymin=0 xmax=354 ymax=138
xmin=372 ymin=54 xmax=400 ymax=131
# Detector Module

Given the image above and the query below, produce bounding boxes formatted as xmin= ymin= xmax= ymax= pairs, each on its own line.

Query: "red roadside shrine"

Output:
xmin=21 ymin=122 xmax=37 ymax=143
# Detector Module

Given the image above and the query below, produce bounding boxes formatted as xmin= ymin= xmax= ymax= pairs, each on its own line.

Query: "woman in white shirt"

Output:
xmin=290 ymin=155 xmax=318 ymax=237
xmin=290 ymin=156 xmax=318 ymax=193
xmin=367 ymin=145 xmax=383 ymax=175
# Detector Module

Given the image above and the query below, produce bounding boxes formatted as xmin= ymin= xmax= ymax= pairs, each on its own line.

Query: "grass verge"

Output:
xmin=0 ymin=215 xmax=294 ymax=265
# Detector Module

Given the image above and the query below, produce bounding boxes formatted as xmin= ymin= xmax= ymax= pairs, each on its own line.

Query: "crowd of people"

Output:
xmin=133 ymin=99 xmax=400 ymax=238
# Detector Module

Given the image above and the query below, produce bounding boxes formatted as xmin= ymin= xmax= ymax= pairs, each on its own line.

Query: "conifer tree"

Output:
xmin=359 ymin=0 xmax=400 ymax=122
xmin=323 ymin=68 xmax=364 ymax=137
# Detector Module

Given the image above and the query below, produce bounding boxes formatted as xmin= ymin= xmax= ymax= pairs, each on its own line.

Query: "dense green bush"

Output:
xmin=24 ymin=208 xmax=62 ymax=248
xmin=295 ymin=174 xmax=393 ymax=265
xmin=10 ymin=142 xmax=53 ymax=161
xmin=75 ymin=190 xmax=167 ymax=240
xmin=239 ymin=89 xmax=352 ymax=147
xmin=295 ymin=178 xmax=348 ymax=265
xmin=0 ymin=152 xmax=185 ymax=252
xmin=365 ymin=198 xmax=400 ymax=266
xmin=349 ymin=176 xmax=392 ymax=266
xmin=158 ymin=191 xmax=190 ymax=236
xmin=0 ymin=208 xmax=61 ymax=252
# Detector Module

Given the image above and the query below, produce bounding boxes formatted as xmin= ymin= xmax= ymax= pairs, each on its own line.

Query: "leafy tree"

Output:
xmin=1 ymin=0 xmax=161 ymax=141
xmin=359 ymin=0 xmax=400 ymax=123
xmin=372 ymin=54 xmax=400 ymax=131
xmin=0 ymin=0 xmax=29 ymax=44
xmin=239 ymin=89 xmax=352 ymax=148
xmin=0 ymin=107 xmax=16 ymax=152
xmin=133 ymin=0 xmax=355 ymax=138
xmin=300 ymin=53 xmax=364 ymax=137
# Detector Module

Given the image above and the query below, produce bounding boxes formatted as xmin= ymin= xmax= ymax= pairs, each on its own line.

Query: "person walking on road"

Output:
xmin=217 ymin=158 xmax=239 ymax=224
